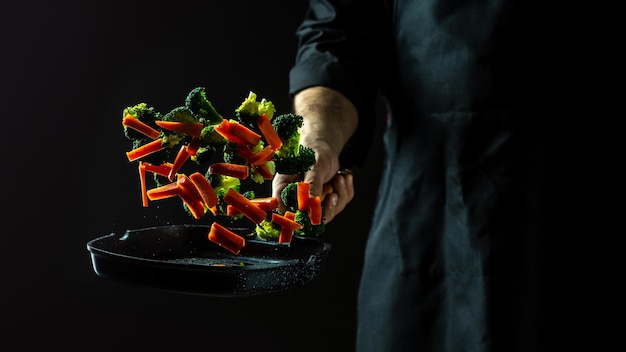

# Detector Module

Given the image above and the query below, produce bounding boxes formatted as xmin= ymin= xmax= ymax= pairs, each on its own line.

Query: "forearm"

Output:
xmin=293 ymin=86 xmax=359 ymax=176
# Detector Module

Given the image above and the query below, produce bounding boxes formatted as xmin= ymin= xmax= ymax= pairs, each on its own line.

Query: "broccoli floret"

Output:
xmin=185 ymin=86 xmax=223 ymax=125
xmin=205 ymin=173 xmax=241 ymax=215
xmin=223 ymin=142 xmax=247 ymax=165
xmin=234 ymin=91 xmax=276 ymax=130
xmin=271 ymin=113 xmax=316 ymax=175
xmin=255 ymin=218 xmax=280 ymax=241
xmin=159 ymin=106 xmax=198 ymax=148
xmin=272 ymin=113 xmax=303 ymax=147
xmin=162 ymin=106 xmax=198 ymax=123
xmin=295 ymin=209 xmax=326 ymax=237
xmin=274 ymin=145 xmax=316 ymax=175
xmin=280 ymin=182 xmax=299 ymax=213
xmin=122 ymin=103 xmax=162 ymax=140
xmin=199 ymin=124 xmax=226 ymax=145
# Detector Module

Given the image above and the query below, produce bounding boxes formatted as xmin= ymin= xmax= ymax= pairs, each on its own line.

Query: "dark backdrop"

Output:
xmin=1 ymin=1 xmax=384 ymax=351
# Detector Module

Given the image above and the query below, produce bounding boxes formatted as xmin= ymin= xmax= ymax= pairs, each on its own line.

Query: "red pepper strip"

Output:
xmin=146 ymin=182 xmax=180 ymax=201
xmin=208 ymin=222 xmax=245 ymax=255
xmin=142 ymin=162 xmax=173 ymax=177
xmin=176 ymin=174 xmax=206 ymax=219
xmin=253 ymin=161 xmax=274 ymax=180
xmin=126 ymin=138 xmax=165 ymax=162
xmin=226 ymin=197 xmax=279 ymax=216
xmin=223 ymin=188 xmax=266 ymax=224
xmin=122 ymin=115 xmax=161 ymax=139
xmin=278 ymin=211 xmax=298 ymax=243
xmin=208 ymin=162 xmax=249 ymax=180
xmin=168 ymin=144 xmax=192 ymax=181
xmin=154 ymin=120 xmax=204 ymax=137
xmin=309 ymin=196 xmax=323 ymax=225
xmin=257 ymin=113 xmax=283 ymax=150
xmin=247 ymin=146 xmax=274 ymax=166
xmin=189 ymin=171 xmax=218 ymax=208
xmin=297 ymin=181 xmax=310 ymax=211
xmin=138 ymin=162 xmax=149 ymax=207
xmin=272 ymin=212 xmax=304 ymax=230
xmin=186 ymin=137 xmax=201 ymax=156
xmin=214 ymin=119 xmax=261 ymax=146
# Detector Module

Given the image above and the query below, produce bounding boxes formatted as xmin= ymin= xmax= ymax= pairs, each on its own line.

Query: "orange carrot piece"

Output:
xmin=214 ymin=119 xmax=261 ymax=146
xmin=168 ymin=144 xmax=192 ymax=181
xmin=309 ymin=196 xmax=323 ymax=225
xmin=146 ymin=182 xmax=180 ymax=200
xmin=223 ymin=188 xmax=266 ymax=224
xmin=154 ymin=120 xmax=204 ymax=137
xmin=186 ymin=137 xmax=201 ymax=156
xmin=176 ymin=174 xmax=205 ymax=219
xmin=297 ymin=182 xmax=310 ymax=211
xmin=278 ymin=211 xmax=298 ymax=243
xmin=142 ymin=162 xmax=173 ymax=177
xmin=226 ymin=197 xmax=279 ymax=216
xmin=189 ymin=171 xmax=218 ymax=208
xmin=208 ymin=222 xmax=245 ymax=255
xmin=250 ymin=197 xmax=279 ymax=211
xmin=126 ymin=139 xmax=164 ymax=161
xmin=122 ymin=115 xmax=161 ymax=139
xmin=272 ymin=212 xmax=303 ymax=230
xmin=257 ymin=113 xmax=283 ymax=150
xmin=138 ymin=162 xmax=149 ymax=207
xmin=247 ymin=146 xmax=274 ymax=165
xmin=253 ymin=161 xmax=275 ymax=180
xmin=208 ymin=162 xmax=249 ymax=180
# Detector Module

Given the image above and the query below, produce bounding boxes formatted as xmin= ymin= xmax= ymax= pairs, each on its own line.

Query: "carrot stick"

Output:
xmin=214 ymin=119 xmax=261 ymax=146
xmin=297 ymin=181 xmax=310 ymax=211
xmin=208 ymin=162 xmax=249 ymax=180
xmin=142 ymin=162 xmax=173 ymax=177
xmin=168 ymin=144 xmax=192 ymax=181
xmin=138 ymin=162 xmax=149 ymax=207
xmin=146 ymin=182 xmax=180 ymax=200
xmin=278 ymin=211 xmax=298 ymax=243
xmin=208 ymin=222 xmax=246 ymax=255
xmin=154 ymin=120 xmax=204 ymax=137
xmin=223 ymin=188 xmax=266 ymax=224
xmin=189 ymin=171 xmax=218 ymax=208
xmin=253 ymin=162 xmax=274 ymax=180
xmin=250 ymin=197 xmax=279 ymax=211
xmin=309 ymin=196 xmax=323 ymax=225
xmin=226 ymin=197 xmax=279 ymax=216
xmin=176 ymin=174 xmax=206 ymax=219
xmin=126 ymin=138 xmax=165 ymax=161
xmin=122 ymin=115 xmax=161 ymax=139
xmin=257 ymin=113 xmax=283 ymax=150
xmin=247 ymin=146 xmax=274 ymax=165
xmin=272 ymin=212 xmax=303 ymax=230
xmin=186 ymin=137 xmax=201 ymax=156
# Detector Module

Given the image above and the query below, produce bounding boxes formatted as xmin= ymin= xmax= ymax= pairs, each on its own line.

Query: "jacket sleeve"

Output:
xmin=289 ymin=0 xmax=390 ymax=169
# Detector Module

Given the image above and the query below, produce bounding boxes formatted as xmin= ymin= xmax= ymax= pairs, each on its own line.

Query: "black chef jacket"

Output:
xmin=289 ymin=1 xmax=557 ymax=351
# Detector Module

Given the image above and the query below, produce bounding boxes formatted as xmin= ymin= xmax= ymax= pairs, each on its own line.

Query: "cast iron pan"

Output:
xmin=86 ymin=224 xmax=331 ymax=297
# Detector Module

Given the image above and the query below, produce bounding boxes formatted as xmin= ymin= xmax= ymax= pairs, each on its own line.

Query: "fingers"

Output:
xmin=321 ymin=171 xmax=354 ymax=224
xmin=272 ymin=173 xmax=302 ymax=212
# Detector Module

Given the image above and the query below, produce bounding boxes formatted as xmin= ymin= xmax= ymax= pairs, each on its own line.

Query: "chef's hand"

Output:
xmin=271 ymin=86 xmax=358 ymax=224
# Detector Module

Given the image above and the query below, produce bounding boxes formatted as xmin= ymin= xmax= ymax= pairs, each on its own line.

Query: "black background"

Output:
xmin=1 ymin=1 xmax=384 ymax=351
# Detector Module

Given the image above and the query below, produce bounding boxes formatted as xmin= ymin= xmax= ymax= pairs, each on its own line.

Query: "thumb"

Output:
xmin=302 ymin=156 xmax=338 ymax=198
